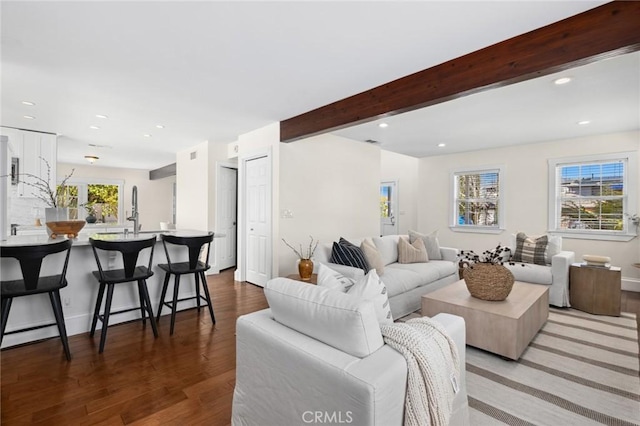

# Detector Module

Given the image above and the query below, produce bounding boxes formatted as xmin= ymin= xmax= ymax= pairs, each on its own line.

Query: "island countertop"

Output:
xmin=0 ymin=229 xmax=225 ymax=349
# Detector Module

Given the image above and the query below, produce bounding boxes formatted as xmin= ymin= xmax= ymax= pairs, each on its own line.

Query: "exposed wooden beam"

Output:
xmin=149 ymin=162 xmax=176 ymax=180
xmin=280 ymin=1 xmax=640 ymax=142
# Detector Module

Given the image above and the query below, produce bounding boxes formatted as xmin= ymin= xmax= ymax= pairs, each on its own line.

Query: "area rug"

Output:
xmin=399 ymin=308 xmax=640 ymax=425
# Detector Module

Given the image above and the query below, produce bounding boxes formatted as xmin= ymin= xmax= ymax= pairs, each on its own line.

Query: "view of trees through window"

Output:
xmin=455 ymin=171 xmax=500 ymax=226
xmin=558 ymin=161 xmax=624 ymax=231
xmin=58 ymin=183 xmax=119 ymax=221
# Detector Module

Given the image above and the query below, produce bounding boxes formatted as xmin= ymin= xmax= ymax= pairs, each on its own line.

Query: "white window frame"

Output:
xmin=59 ymin=177 xmax=125 ymax=222
xmin=548 ymin=152 xmax=637 ymax=241
xmin=450 ymin=165 xmax=505 ymax=234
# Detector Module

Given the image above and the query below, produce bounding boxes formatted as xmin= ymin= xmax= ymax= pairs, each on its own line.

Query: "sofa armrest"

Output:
xmin=550 ymin=251 xmax=575 ymax=307
xmin=440 ymin=246 xmax=459 ymax=262
xmin=319 ymin=262 xmax=365 ymax=281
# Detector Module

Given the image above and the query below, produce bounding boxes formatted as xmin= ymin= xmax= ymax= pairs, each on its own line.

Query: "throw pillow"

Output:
xmin=408 ymin=230 xmax=442 ymax=260
xmin=317 ymin=264 xmax=356 ymax=292
xmin=361 ymin=238 xmax=385 ymax=276
xmin=347 ymin=269 xmax=393 ymax=325
xmin=511 ymin=232 xmax=548 ymax=265
xmin=398 ymin=236 xmax=429 ymax=264
xmin=329 ymin=237 xmax=370 ymax=272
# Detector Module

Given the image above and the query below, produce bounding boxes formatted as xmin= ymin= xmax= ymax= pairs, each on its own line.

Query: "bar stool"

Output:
xmin=156 ymin=232 xmax=215 ymax=335
xmin=89 ymin=235 xmax=158 ymax=353
xmin=1 ymin=239 xmax=73 ymax=361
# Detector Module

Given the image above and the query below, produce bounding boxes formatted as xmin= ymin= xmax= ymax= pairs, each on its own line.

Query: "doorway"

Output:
xmin=216 ymin=164 xmax=238 ymax=271
xmin=380 ymin=180 xmax=398 ymax=236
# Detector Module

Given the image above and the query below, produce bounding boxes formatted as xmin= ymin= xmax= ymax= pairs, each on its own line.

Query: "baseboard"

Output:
xmin=622 ymin=277 xmax=640 ymax=292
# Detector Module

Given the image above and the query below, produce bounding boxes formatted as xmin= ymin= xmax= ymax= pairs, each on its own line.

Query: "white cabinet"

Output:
xmin=0 ymin=127 xmax=57 ymax=198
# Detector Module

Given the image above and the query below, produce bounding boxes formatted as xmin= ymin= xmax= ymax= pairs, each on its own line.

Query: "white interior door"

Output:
xmin=380 ymin=180 xmax=398 ymax=236
xmin=217 ymin=166 xmax=237 ymax=270
xmin=245 ymin=156 xmax=271 ymax=286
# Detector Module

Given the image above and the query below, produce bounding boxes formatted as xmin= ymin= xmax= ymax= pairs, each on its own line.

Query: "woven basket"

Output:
xmin=462 ymin=263 xmax=515 ymax=301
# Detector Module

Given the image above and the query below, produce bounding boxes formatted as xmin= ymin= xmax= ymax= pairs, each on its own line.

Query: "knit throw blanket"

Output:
xmin=381 ymin=317 xmax=460 ymax=426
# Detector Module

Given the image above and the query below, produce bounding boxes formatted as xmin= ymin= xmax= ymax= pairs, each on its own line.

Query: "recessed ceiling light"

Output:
xmin=143 ymin=134 xmax=152 ymax=138
xmin=95 ymin=114 xmax=109 ymax=119
xmin=89 ymin=125 xmax=100 ymax=130
xmin=155 ymin=124 xmax=165 ymax=129
xmin=438 ymin=143 xmax=446 ymax=147
xmin=378 ymin=123 xmax=389 ymax=128
xmin=23 ymin=115 xmax=35 ymax=119
xmin=554 ymin=77 xmax=572 ymax=85
xmin=21 ymin=101 xmax=36 ymax=106
xmin=578 ymin=120 xmax=591 ymax=125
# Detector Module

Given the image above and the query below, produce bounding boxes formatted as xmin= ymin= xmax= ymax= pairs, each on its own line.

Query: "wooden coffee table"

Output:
xmin=422 ymin=280 xmax=548 ymax=360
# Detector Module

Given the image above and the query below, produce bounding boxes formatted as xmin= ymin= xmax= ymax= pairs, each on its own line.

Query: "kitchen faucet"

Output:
xmin=126 ymin=185 xmax=139 ymax=235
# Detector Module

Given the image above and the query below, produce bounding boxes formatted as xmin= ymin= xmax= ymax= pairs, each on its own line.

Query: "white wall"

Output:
xmin=381 ymin=149 xmax=419 ymax=235
xmin=176 ymin=141 xmax=209 ymax=231
xmin=58 ymin=163 xmax=175 ymax=231
xmin=418 ymin=131 xmax=640 ymax=287
xmin=279 ymin=134 xmax=381 ymax=276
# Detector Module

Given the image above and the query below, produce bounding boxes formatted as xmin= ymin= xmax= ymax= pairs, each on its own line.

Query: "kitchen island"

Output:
xmin=0 ymin=230 xmax=220 ymax=348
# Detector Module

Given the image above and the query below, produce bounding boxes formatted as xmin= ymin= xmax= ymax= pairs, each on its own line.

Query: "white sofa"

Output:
xmin=232 ymin=278 xmax=469 ymax=426
xmin=314 ymin=235 xmax=459 ymax=319
xmin=503 ymin=234 xmax=575 ymax=307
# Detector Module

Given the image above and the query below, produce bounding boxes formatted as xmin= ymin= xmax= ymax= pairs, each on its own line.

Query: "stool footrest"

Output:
xmin=162 ymin=294 xmax=210 ymax=309
xmin=3 ymin=321 xmax=58 ymax=335
xmin=97 ymin=306 xmax=149 ymax=323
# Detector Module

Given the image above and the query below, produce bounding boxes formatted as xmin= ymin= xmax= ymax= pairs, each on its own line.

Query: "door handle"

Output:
xmin=233 ymin=222 xmax=236 ymax=225
xmin=250 ymin=228 xmax=254 ymax=231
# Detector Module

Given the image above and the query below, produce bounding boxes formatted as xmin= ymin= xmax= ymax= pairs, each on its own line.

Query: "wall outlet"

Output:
xmin=281 ymin=209 xmax=294 ymax=219
xmin=63 ymin=297 xmax=71 ymax=307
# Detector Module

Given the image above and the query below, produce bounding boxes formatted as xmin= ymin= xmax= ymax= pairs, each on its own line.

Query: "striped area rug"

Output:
xmin=466 ymin=308 xmax=640 ymax=425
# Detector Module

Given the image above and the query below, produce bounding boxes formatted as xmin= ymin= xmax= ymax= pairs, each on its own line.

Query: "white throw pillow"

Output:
xmin=317 ymin=264 xmax=356 ymax=292
xmin=348 ymin=269 xmax=393 ymax=325
xmin=372 ymin=235 xmax=401 ymax=266
xmin=408 ymin=230 xmax=442 ymax=260
xmin=361 ymin=238 xmax=385 ymax=275
xmin=265 ymin=278 xmax=384 ymax=358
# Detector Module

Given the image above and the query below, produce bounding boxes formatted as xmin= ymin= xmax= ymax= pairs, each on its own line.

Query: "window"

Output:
xmin=548 ymin=152 xmax=637 ymax=241
xmin=451 ymin=166 xmax=505 ymax=233
xmin=57 ymin=178 xmax=124 ymax=222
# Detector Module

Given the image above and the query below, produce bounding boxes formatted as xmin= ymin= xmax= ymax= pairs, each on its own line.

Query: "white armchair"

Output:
xmin=504 ymin=234 xmax=575 ymax=307
xmin=232 ymin=278 xmax=469 ymax=426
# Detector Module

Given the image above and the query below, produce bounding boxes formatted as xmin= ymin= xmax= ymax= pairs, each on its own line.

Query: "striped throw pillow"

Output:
xmin=330 ymin=238 xmax=370 ymax=272
xmin=512 ymin=232 xmax=548 ymax=265
xmin=398 ymin=236 xmax=429 ymax=264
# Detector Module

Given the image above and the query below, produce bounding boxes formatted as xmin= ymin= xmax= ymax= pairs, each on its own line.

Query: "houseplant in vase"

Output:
xmin=282 ymin=236 xmax=318 ymax=281
xmin=459 ymin=245 xmax=522 ymax=301
xmin=81 ymin=202 xmax=97 ymax=223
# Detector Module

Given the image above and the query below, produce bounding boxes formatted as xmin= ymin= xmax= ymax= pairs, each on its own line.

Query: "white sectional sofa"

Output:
xmin=314 ymin=235 xmax=459 ymax=319
xmin=232 ymin=278 xmax=469 ymax=426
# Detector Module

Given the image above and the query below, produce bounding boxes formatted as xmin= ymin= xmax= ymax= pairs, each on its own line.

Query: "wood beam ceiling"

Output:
xmin=280 ymin=1 xmax=640 ymax=143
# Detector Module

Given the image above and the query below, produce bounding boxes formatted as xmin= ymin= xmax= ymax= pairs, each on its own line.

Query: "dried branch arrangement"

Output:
xmin=282 ymin=235 xmax=318 ymax=260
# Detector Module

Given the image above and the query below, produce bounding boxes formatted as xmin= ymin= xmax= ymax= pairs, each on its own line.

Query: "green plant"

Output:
xmin=81 ymin=202 xmax=96 ymax=216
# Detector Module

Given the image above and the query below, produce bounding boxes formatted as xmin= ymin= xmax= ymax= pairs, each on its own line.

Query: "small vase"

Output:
xmin=86 ymin=215 xmax=97 ymax=224
xmin=298 ymin=259 xmax=314 ymax=281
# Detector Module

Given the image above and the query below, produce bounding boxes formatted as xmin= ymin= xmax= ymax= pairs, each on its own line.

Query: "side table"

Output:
xmin=286 ymin=274 xmax=318 ymax=285
xmin=569 ymin=263 xmax=621 ymax=316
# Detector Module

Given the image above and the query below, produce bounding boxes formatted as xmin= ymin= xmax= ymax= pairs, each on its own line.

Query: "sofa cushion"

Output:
xmin=512 ymin=232 xmax=548 ymax=265
xmin=361 ymin=238 xmax=384 ymax=275
xmin=408 ymin=230 xmax=443 ymax=260
xmin=348 ymin=269 xmax=393 ymax=324
xmin=398 ymin=236 xmax=428 ymax=264
xmin=330 ymin=237 xmax=370 ymax=272
xmin=317 ymin=263 xmax=355 ymax=292
xmin=265 ymin=278 xmax=384 ymax=358
xmin=372 ymin=235 xmax=401 ymax=266
xmin=505 ymin=263 xmax=553 ymax=285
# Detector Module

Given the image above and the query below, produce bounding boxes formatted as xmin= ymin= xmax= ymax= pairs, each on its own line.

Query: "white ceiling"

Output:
xmin=1 ymin=1 xmax=622 ymax=170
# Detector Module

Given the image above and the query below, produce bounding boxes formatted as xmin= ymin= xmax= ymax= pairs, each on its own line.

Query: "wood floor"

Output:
xmin=0 ymin=269 xmax=268 ymax=425
xmin=1 ymin=271 xmax=638 ymax=425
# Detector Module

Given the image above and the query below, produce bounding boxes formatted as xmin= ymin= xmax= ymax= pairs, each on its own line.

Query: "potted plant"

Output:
xmin=82 ymin=202 xmax=97 ymax=223
xmin=282 ymin=236 xmax=318 ymax=281
xmin=458 ymin=245 xmax=522 ymax=301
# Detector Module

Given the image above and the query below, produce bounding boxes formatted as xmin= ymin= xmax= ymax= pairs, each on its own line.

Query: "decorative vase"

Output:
xmin=298 ymin=259 xmax=314 ymax=281
xmin=45 ymin=207 xmax=69 ymax=237
xmin=86 ymin=214 xmax=97 ymax=224
xmin=462 ymin=263 xmax=515 ymax=301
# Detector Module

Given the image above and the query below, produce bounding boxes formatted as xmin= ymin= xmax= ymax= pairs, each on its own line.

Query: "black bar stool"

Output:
xmin=89 ymin=235 xmax=158 ymax=353
xmin=156 ymin=232 xmax=215 ymax=335
xmin=1 ymin=239 xmax=73 ymax=361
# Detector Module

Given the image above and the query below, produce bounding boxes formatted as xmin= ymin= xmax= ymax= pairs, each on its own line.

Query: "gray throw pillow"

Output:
xmin=408 ymin=230 xmax=442 ymax=260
